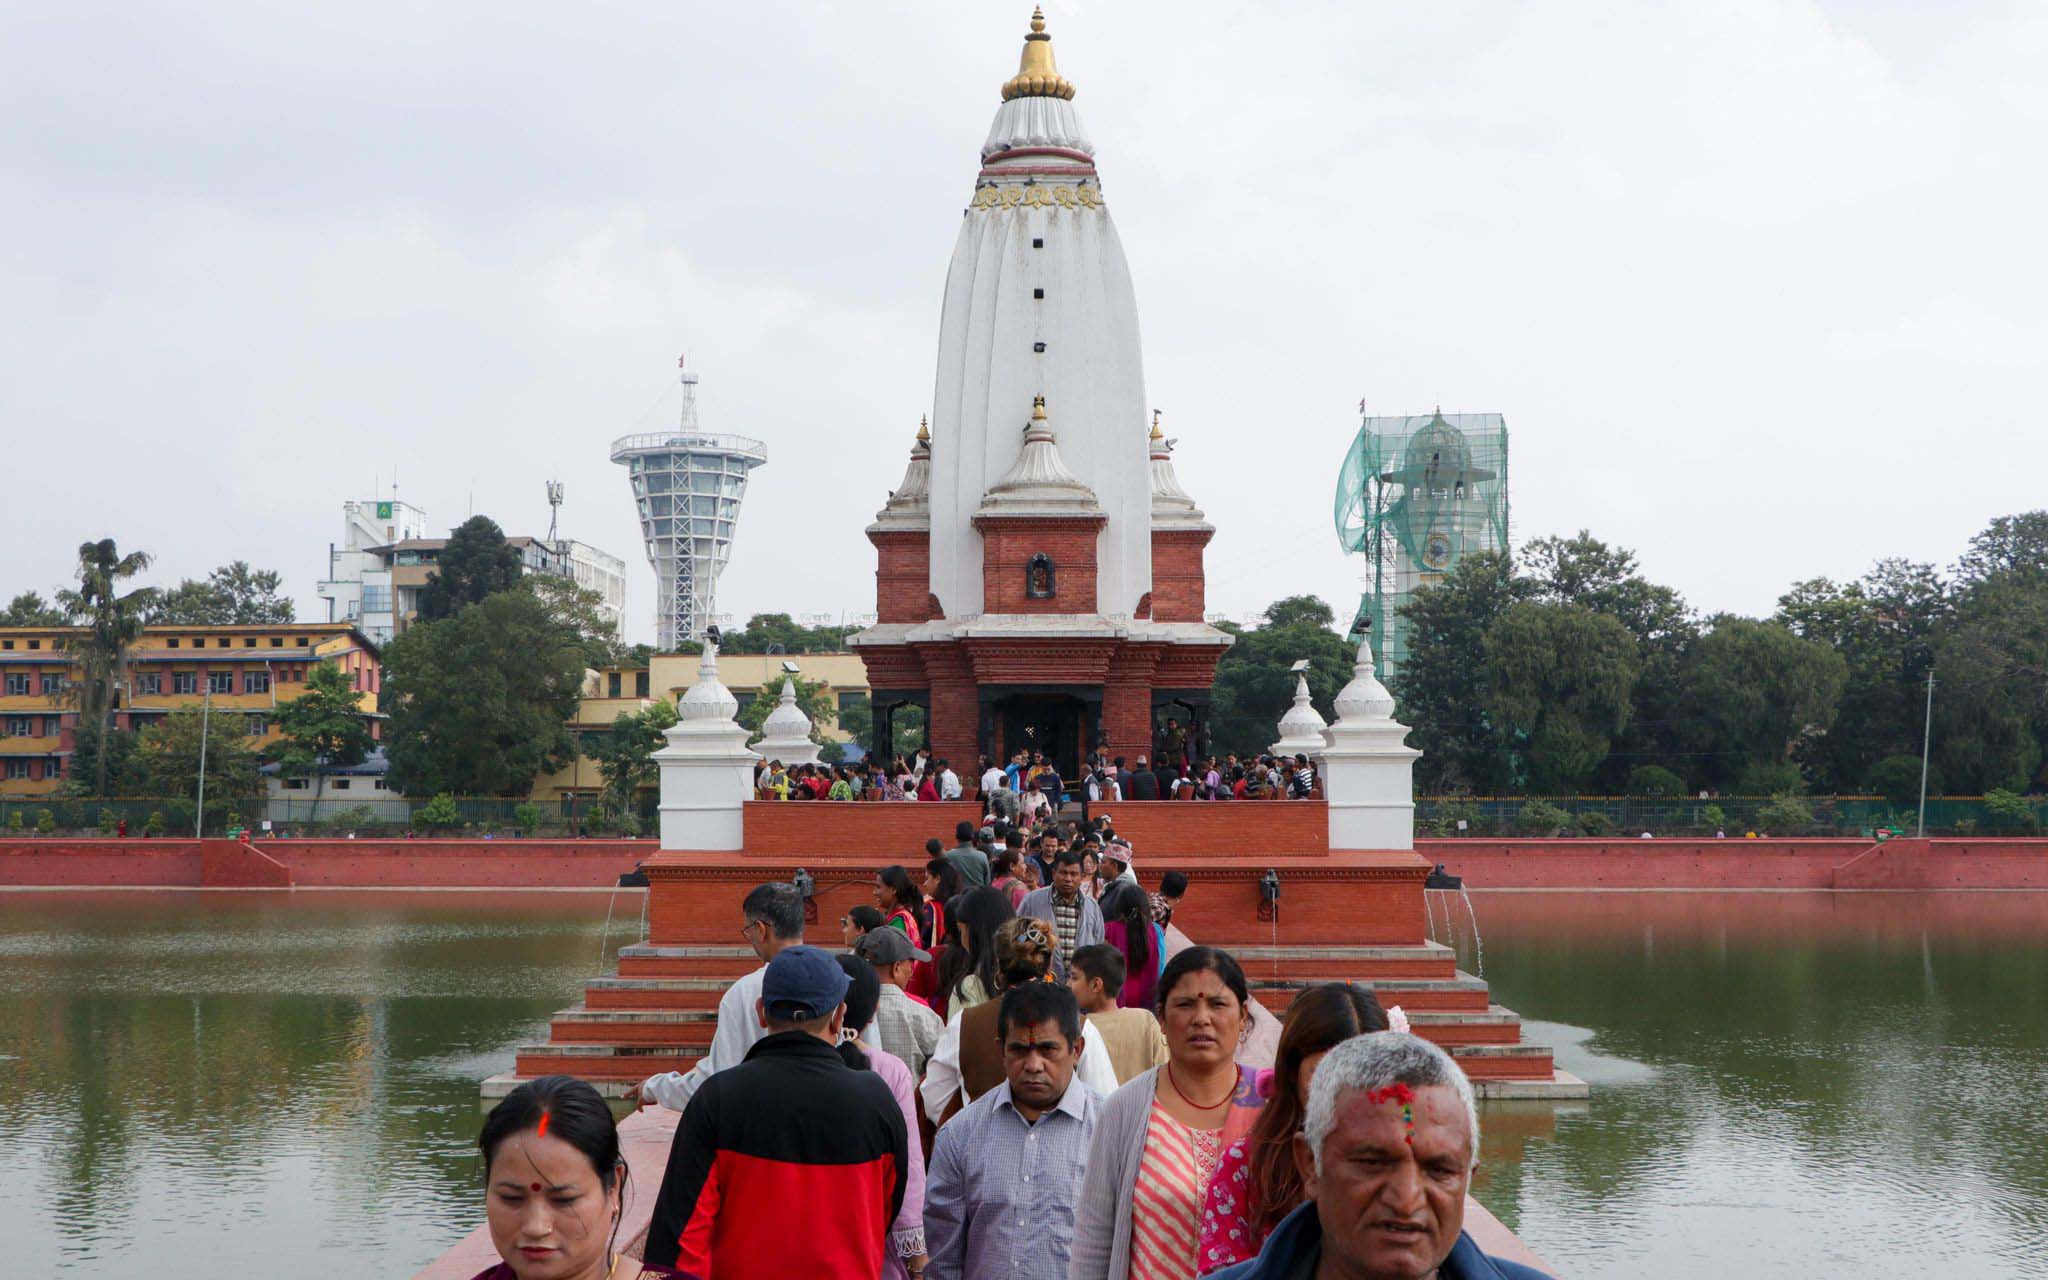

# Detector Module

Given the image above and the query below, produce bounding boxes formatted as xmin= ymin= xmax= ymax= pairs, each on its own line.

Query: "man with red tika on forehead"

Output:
xmin=1204 ymin=1034 xmax=1555 ymax=1280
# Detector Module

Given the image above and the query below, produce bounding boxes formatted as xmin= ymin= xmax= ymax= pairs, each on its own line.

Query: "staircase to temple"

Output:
xmin=503 ymin=936 xmax=1566 ymax=1098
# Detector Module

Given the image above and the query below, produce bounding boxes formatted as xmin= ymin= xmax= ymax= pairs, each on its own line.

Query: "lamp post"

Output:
xmin=1916 ymin=670 xmax=1935 ymax=839
xmin=194 ymin=685 xmax=212 ymax=839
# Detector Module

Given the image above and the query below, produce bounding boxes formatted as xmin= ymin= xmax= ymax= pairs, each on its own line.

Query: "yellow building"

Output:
xmin=529 ymin=652 xmax=873 ymax=804
xmin=0 ymin=623 xmax=381 ymax=798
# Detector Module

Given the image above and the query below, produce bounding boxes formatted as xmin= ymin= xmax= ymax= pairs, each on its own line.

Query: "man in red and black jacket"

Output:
xmin=644 ymin=944 xmax=909 ymax=1277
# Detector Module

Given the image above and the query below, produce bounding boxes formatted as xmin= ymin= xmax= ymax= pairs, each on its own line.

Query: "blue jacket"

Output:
xmin=1205 ymin=1201 xmax=1553 ymax=1280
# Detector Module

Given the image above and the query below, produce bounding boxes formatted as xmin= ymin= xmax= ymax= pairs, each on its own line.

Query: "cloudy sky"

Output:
xmin=5 ymin=1 xmax=2043 ymax=644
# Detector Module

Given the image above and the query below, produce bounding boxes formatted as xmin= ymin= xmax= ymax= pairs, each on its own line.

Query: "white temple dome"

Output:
xmin=1332 ymin=636 xmax=1399 ymax=723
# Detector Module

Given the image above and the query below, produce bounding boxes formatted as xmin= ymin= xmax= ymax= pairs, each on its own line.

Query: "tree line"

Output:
xmin=1210 ymin=511 xmax=2047 ymax=803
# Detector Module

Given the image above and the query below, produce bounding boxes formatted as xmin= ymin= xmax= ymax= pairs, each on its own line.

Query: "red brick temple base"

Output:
xmin=499 ymin=802 xmax=1574 ymax=1099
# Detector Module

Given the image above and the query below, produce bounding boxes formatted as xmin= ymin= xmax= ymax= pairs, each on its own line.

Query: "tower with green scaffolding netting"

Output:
xmin=1334 ymin=410 xmax=1510 ymax=682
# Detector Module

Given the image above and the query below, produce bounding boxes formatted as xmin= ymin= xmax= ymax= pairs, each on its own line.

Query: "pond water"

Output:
xmin=3 ymin=889 xmax=2044 ymax=1278
xmin=1459 ymin=891 xmax=2048 ymax=1278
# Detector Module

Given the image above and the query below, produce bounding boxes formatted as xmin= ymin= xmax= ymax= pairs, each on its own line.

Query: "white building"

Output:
xmin=561 ymin=539 xmax=629 ymax=637
xmin=316 ymin=499 xmax=428 ymax=645
xmin=612 ymin=363 xmax=767 ymax=652
xmin=316 ymin=500 xmax=626 ymax=641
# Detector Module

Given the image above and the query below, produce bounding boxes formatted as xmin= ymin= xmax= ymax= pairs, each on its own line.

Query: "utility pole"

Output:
xmin=1916 ymin=669 xmax=1935 ymax=838
xmin=195 ymin=686 xmax=212 ymax=839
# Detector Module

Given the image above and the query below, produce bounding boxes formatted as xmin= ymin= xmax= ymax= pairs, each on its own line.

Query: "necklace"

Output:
xmin=1165 ymin=1062 xmax=1236 ymax=1111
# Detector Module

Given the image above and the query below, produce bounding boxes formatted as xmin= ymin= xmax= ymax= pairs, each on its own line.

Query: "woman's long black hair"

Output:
xmin=834 ymin=953 xmax=881 ymax=1071
xmin=878 ymin=863 xmax=932 ymax=941
xmin=1099 ymin=879 xmax=1152 ymax=976
xmin=946 ymin=886 xmax=1016 ymax=1003
xmin=479 ymin=1075 xmax=628 ymax=1258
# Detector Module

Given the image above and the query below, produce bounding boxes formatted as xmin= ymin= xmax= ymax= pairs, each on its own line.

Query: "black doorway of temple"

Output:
xmin=999 ymin=694 xmax=1085 ymax=783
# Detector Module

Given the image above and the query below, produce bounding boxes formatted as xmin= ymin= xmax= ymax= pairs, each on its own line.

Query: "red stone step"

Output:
xmin=1251 ymin=976 xmax=1492 ymax=1013
xmin=1215 ymin=942 xmax=1462 ymax=981
xmin=584 ymin=977 xmax=731 ymax=1011
xmin=1400 ymin=1006 xmax=1526 ymax=1046
xmin=516 ymin=1042 xmax=705 ymax=1082
xmin=1445 ymin=1042 xmax=1555 ymax=1080
xmin=615 ymin=943 xmax=759 ymax=980
xmin=550 ymin=1007 xmax=718 ymax=1047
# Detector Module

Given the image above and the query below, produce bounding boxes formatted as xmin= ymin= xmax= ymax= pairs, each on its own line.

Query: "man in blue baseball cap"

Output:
xmin=645 ymin=945 xmax=911 ymax=1277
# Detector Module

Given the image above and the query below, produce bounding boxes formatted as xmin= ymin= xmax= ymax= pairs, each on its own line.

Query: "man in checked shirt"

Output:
xmin=921 ymin=981 xmax=1102 ymax=1280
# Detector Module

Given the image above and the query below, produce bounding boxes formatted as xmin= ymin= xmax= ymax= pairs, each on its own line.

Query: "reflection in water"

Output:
xmin=6 ymin=889 xmax=2046 ymax=1278
xmin=0 ymin=891 xmax=642 ymax=1278
xmin=1465 ymin=891 xmax=2048 ymax=1279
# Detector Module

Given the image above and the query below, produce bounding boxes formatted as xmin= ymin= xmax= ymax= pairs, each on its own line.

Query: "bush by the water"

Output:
xmin=1756 ymin=793 xmax=1816 ymax=833
xmin=1516 ymin=799 xmax=1574 ymax=835
xmin=1576 ymin=810 xmax=1616 ymax=836
xmin=1698 ymin=803 xmax=1726 ymax=832
xmin=513 ymin=803 xmax=543 ymax=836
xmin=413 ymin=793 xmax=461 ymax=828
xmin=1982 ymin=789 xmax=2040 ymax=832
xmin=1736 ymin=761 xmax=1804 ymax=795
xmin=1625 ymin=765 xmax=1687 ymax=797
xmin=1866 ymin=755 xmax=1939 ymax=808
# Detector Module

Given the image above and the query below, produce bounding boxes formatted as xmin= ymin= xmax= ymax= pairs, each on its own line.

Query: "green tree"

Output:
xmin=55 ymin=539 xmax=156 ymax=797
xmin=417 ymin=516 xmax=524 ymax=622
xmin=123 ymin=706 xmax=263 ymax=823
xmin=1776 ymin=559 xmax=1949 ymax=790
xmin=1392 ymin=551 xmax=1535 ymax=792
xmin=590 ymin=699 xmax=679 ymax=813
xmin=413 ymin=792 xmax=461 ymax=827
xmin=1679 ymin=617 xmax=1847 ymax=790
xmin=1865 ymin=754 xmax=1939 ymax=808
xmin=1206 ymin=596 xmax=1355 ymax=758
xmin=270 ymin=662 xmax=375 ymax=804
xmin=145 ymin=561 xmax=294 ymax=625
xmin=1955 ymin=511 xmax=2048 ymax=586
xmin=527 ymin=575 xmax=625 ymax=669
xmin=513 ymin=802 xmax=543 ymax=836
xmin=1625 ymin=764 xmax=1687 ymax=797
xmin=0 ymin=591 xmax=68 ymax=626
xmin=1932 ymin=572 xmax=2048 ymax=793
xmin=714 ymin=613 xmax=856 ymax=655
xmin=1755 ymin=793 xmax=1816 ymax=833
xmin=738 ymin=677 xmax=838 ymax=745
xmin=1483 ymin=602 xmax=1639 ymax=792
xmin=382 ymin=589 xmax=587 ymax=795
xmin=1521 ymin=531 xmax=1696 ymax=790
xmin=1515 ymin=798 xmax=1573 ymax=835
xmin=1981 ymin=789 xmax=2039 ymax=832
xmin=66 ymin=723 xmax=136 ymax=797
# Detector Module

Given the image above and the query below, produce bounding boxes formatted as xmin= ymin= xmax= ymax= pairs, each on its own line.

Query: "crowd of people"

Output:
xmin=751 ymin=742 xmax=1323 ymax=807
xmin=466 ymin=815 xmax=1551 ymax=1280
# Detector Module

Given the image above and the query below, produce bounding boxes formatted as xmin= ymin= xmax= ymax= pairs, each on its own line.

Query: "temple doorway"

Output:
xmin=997 ymin=693 xmax=1087 ymax=782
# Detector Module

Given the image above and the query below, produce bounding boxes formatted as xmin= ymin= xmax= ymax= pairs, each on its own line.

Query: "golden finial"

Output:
xmin=917 ymin=414 xmax=930 ymax=443
xmin=1032 ymin=394 xmax=1048 ymax=418
xmin=1002 ymin=6 xmax=1077 ymax=102
xmin=1149 ymin=409 xmax=1164 ymax=441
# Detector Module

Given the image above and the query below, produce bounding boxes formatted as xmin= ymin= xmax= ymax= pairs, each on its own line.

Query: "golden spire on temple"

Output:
xmin=917 ymin=414 xmax=930 ymax=443
xmin=1032 ymin=394 xmax=1048 ymax=418
xmin=1002 ymin=7 xmax=1077 ymax=102
xmin=1150 ymin=409 xmax=1164 ymax=441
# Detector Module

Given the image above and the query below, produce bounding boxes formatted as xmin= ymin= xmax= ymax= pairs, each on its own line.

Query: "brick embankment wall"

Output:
xmin=0 ymin=838 xmax=652 ymax=888
xmin=1424 ymin=837 xmax=2048 ymax=890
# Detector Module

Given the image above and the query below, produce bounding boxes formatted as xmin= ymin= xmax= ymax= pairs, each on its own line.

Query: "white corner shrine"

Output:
xmin=1319 ymin=636 xmax=1422 ymax=851
xmin=653 ymin=644 xmax=759 ymax=851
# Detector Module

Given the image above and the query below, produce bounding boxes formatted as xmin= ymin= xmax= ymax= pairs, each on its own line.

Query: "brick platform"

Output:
xmin=500 ymin=808 xmax=1571 ymax=1098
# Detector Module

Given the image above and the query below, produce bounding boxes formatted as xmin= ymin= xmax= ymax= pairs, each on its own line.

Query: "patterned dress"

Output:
xmin=1126 ymin=1066 xmax=1263 ymax=1279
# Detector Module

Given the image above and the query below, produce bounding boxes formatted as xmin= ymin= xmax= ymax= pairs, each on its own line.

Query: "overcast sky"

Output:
xmin=5 ymin=1 xmax=2043 ymax=645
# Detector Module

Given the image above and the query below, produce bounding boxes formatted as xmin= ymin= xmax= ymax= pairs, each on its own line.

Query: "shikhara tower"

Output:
xmin=851 ymin=9 xmax=1231 ymax=775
